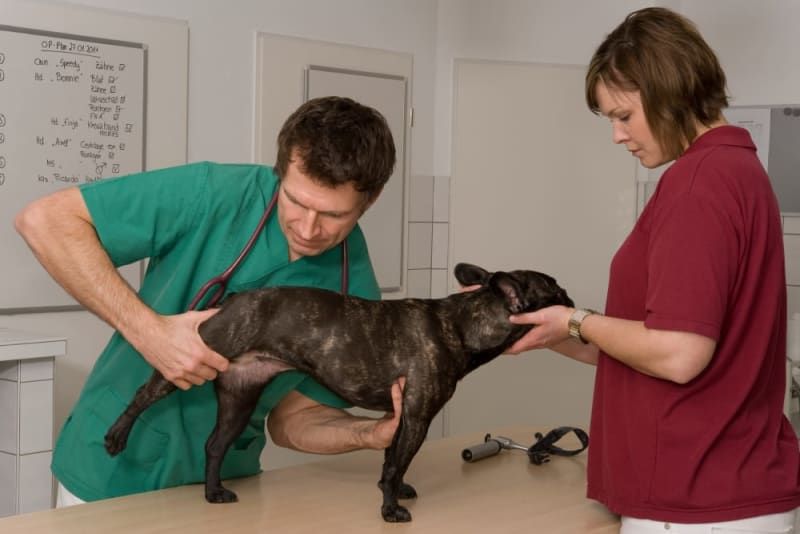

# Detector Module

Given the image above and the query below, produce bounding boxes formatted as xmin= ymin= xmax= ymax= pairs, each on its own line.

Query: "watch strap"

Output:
xmin=568 ymin=308 xmax=598 ymax=344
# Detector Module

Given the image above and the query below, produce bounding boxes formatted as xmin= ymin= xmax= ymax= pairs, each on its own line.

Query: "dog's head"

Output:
xmin=451 ymin=263 xmax=574 ymax=374
xmin=454 ymin=262 xmax=574 ymax=313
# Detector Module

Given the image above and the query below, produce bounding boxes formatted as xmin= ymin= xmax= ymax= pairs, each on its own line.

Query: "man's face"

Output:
xmin=278 ymin=157 xmax=370 ymax=261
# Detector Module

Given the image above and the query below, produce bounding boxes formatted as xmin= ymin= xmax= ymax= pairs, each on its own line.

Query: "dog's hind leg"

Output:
xmin=378 ymin=417 xmax=428 ymax=522
xmin=105 ymin=370 xmax=177 ymax=456
xmin=203 ymin=381 xmax=265 ymax=503
xmin=204 ymin=354 xmax=293 ymax=503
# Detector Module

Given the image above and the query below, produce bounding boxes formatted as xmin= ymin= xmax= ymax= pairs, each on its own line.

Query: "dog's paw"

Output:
xmin=398 ymin=482 xmax=417 ymax=500
xmin=104 ymin=429 xmax=127 ymax=456
xmin=381 ymin=504 xmax=412 ymax=522
xmin=205 ymin=486 xmax=238 ymax=504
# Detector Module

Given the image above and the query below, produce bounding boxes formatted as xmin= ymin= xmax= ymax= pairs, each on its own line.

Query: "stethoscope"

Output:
xmin=187 ymin=186 xmax=349 ymax=311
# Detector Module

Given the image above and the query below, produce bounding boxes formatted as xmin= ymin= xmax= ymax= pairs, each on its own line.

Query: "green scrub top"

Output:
xmin=51 ymin=162 xmax=380 ymax=501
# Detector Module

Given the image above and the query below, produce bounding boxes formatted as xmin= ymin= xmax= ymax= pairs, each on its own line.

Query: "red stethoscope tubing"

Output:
xmin=187 ymin=186 xmax=349 ymax=311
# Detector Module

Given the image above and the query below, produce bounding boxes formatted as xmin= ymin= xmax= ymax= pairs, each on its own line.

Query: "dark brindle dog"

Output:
xmin=105 ymin=263 xmax=573 ymax=522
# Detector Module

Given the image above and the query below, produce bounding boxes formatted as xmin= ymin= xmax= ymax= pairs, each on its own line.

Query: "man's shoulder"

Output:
xmin=192 ymin=161 xmax=276 ymax=179
xmin=147 ymin=161 xmax=274 ymax=178
xmin=190 ymin=162 xmax=278 ymax=195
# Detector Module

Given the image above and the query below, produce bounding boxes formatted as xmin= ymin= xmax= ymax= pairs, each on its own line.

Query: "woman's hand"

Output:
xmin=505 ymin=305 xmax=574 ymax=354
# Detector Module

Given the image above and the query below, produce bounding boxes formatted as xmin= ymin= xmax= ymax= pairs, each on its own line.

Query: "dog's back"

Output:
xmin=198 ymin=287 xmax=480 ymax=411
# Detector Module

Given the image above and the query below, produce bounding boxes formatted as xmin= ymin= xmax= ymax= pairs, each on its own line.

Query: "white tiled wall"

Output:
xmin=433 ymin=176 xmax=450 ymax=223
xmin=408 ymin=173 xmax=434 ymax=223
xmin=407 ymin=223 xmax=433 ymax=270
xmin=406 ymin=269 xmax=432 ymax=298
xmin=407 ymin=175 xmax=451 ymax=439
xmin=431 ymin=224 xmax=449 ymax=269
xmin=20 ymin=381 xmax=53 ymax=454
xmin=407 ymin=175 xmax=450 ymax=299
xmin=0 ymin=453 xmax=15 ymax=517
xmin=0 ymin=378 xmax=18 ymax=453
xmin=430 ymin=270 xmax=450 ymax=299
xmin=18 ymin=452 xmax=52 ymax=513
xmin=0 ymin=357 xmax=56 ymax=517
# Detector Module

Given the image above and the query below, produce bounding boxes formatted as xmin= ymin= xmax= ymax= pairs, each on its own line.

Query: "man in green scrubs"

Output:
xmin=15 ymin=96 xmax=401 ymax=503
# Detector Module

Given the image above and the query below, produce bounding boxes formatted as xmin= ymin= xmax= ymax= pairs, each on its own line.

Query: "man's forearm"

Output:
xmin=270 ymin=405 xmax=386 ymax=454
xmin=15 ymin=188 xmax=159 ymax=342
xmin=268 ymin=386 xmax=403 ymax=454
xmin=16 ymin=188 xmax=230 ymax=389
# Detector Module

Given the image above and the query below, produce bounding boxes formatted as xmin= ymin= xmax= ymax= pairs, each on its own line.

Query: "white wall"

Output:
xmin=433 ymin=0 xmax=669 ymax=175
xmin=680 ymin=0 xmax=800 ymax=106
xmin=434 ymin=0 xmax=800 ymax=175
xmin=48 ymin=0 xmax=438 ymax=173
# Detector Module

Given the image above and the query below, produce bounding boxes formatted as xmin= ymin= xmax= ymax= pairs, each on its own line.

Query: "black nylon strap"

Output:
xmin=527 ymin=426 xmax=590 ymax=465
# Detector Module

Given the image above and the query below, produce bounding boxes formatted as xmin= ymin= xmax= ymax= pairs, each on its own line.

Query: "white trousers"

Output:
xmin=621 ymin=510 xmax=798 ymax=534
xmin=56 ymin=482 xmax=86 ymax=508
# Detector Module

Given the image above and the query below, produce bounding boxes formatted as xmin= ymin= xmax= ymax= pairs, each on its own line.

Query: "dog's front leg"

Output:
xmin=378 ymin=417 xmax=427 ymax=522
xmin=381 ymin=446 xmax=419 ymax=499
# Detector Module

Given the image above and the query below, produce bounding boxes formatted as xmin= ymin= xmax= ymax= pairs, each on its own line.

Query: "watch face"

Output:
xmin=569 ymin=310 xmax=584 ymax=328
xmin=569 ymin=309 xmax=593 ymax=343
xmin=568 ymin=323 xmax=581 ymax=339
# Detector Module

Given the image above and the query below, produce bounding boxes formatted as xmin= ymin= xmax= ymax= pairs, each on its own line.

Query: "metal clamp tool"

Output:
xmin=461 ymin=427 xmax=589 ymax=465
xmin=461 ymin=434 xmax=530 ymax=462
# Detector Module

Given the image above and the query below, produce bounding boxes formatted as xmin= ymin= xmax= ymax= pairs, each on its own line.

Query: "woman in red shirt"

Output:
xmin=508 ymin=7 xmax=800 ymax=533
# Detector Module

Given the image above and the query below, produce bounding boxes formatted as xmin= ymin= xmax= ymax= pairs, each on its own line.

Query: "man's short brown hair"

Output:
xmin=275 ymin=96 xmax=396 ymax=201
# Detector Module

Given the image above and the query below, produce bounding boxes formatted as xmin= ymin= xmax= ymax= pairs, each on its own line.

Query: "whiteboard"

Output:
xmin=0 ymin=25 xmax=145 ymax=311
xmin=306 ymin=66 xmax=407 ymax=291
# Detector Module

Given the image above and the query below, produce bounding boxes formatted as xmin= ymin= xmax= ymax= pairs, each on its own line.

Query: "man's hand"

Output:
xmin=133 ymin=308 xmax=229 ymax=390
xmin=365 ymin=376 xmax=406 ymax=449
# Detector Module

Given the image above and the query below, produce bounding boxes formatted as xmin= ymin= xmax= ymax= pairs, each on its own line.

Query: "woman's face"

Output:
xmin=595 ymin=81 xmax=668 ymax=169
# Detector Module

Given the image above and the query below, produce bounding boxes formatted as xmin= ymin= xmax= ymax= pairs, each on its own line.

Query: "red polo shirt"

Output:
xmin=587 ymin=126 xmax=800 ymax=522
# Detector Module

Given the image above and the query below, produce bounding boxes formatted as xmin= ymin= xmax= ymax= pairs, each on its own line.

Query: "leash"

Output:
xmin=461 ymin=426 xmax=589 ymax=464
xmin=527 ymin=426 xmax=590 ymax=465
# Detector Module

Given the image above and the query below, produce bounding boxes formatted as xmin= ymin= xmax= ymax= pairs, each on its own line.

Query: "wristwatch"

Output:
xmin=568 ymin=308 xmax=599 ymax=344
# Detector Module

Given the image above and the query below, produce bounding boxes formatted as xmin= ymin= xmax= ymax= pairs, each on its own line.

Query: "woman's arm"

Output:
xmin=507 ymin=305 xmax=716 ymax=384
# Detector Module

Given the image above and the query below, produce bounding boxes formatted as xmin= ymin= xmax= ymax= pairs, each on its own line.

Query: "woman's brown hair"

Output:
xmin=585 ymin=7 xmax=729 ymax=160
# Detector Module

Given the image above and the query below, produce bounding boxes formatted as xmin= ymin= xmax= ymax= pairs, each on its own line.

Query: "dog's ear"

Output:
xmin=488 ymin=272 xmax=527 ymax=313
xmin=454 ymin=263 xmax=491 ymax=287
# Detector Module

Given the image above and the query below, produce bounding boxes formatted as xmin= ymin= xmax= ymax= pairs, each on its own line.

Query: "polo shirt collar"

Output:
xmin=684 ymin=124 xmax=756 ymax=156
